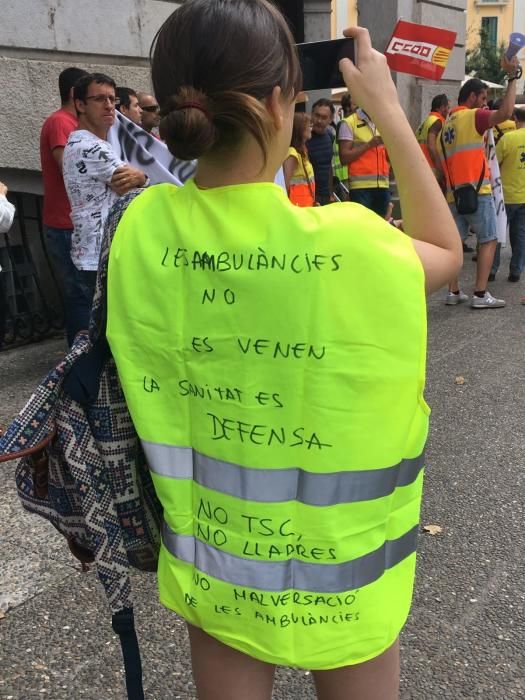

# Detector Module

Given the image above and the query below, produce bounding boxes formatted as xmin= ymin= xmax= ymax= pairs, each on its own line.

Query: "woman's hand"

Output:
xmin=338 ymin=27 xmax=400 ymax=130
xmin=338 ymin=27 xmax=462 ymax=293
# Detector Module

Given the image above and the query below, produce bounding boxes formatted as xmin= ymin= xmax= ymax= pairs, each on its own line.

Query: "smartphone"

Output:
xmin=297 ymin=38 xmax=355 ymax=91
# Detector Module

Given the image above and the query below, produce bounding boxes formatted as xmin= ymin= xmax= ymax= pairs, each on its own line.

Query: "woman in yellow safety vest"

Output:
xmin=283 ymin=113 xmax=316 ymax=206
xmin=106 ymin=1 xmax=462 ymax=697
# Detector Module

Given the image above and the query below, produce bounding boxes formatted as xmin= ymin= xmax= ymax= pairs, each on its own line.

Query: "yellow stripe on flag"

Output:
xmin=432 ymin=47 xmax=451 ymax=67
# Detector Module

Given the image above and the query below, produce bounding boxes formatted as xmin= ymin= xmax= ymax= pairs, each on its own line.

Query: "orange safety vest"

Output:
xmin=439 ymin=106 xmax=492 ymax=204
xmin=415 ymin=112 xmax=444 ymax=176
xmin=287 ymin=147 xmax=316 ymax=207
xmin=346 ymin=112 xmax=389 ymax=190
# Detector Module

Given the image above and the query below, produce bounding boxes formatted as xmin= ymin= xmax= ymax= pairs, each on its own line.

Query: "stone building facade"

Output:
xmin=0 ymin=0 xmax=467 ymax=341
xmin=0 ymin=0 xmax=179 ymax=195
xmin=0 ymin=1 xmax=183 ymax=341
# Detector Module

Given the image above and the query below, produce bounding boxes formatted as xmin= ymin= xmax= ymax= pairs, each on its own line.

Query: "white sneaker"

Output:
xmin=445 ymin=290 xmax=469 ymax=305
xmin=471 ymin=291 xmax=506 ymax=309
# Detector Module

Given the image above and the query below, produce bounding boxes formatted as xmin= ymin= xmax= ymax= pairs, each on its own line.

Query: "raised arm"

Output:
xmin=487 ymin=56 xmax=519 ymax=129
xmin=339 ymin=27 xmax=462 ymax=293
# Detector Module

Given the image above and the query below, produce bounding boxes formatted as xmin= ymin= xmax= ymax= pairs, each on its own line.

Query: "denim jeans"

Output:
xmin=448 ymin=194 xmax=498 ymax=244
xmin=44 ymin=226 xmax=95 ymax=345
xmin=491 ymin=204 xmax=525 ymax=277
xmin=77 ymin=270 xmax=97 ymax=307
xmin=349 ymin=188 xmax=391 ymax=218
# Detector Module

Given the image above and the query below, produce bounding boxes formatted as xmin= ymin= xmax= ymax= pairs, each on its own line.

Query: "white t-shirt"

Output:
xmin=338 ymin=120 xmax=353 ymax=141
xmin=63 ymin=129 xmax=124 ymax=271
xmin=0 ymin=194 xmax=15 ymax=234
xmin=0 ymin=194 xmax=15 ymax=272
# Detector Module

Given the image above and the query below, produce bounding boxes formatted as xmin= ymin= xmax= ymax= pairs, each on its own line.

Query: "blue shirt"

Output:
xmin=307 ymin=130 xmax=334 ymax=197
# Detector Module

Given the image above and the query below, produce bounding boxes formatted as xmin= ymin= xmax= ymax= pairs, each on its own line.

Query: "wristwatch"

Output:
xmin=507 ymin=66 xmax=523 ymax=82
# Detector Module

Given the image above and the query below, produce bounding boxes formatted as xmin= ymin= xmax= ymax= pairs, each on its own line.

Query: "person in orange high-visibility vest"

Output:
xmin=439 ymin=68 xmax=520 ymax=309
xmin=283 ymin=112 xmax=316 ymax=207
xmin=337 ymin=107 xmax=390 ymax=217
xmin=415 ymin=94 xmax=449 ymax=187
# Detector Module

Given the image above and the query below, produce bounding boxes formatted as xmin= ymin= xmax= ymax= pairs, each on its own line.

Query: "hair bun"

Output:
xmin=159 ymin=86 xmax=218 ymax=160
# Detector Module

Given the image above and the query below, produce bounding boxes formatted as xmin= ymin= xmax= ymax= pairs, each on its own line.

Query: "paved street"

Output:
xmin=0 ymin=244 xmax=524 ymax=699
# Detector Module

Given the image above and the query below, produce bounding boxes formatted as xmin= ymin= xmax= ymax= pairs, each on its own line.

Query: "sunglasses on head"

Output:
xmin=142 ymin=104 xmax=160 ymax=113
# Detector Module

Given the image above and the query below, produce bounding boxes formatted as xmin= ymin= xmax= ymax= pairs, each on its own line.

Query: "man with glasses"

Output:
xmin=137 ymin=92 xmax=161 ymax=136
xmin=63 ymin=73 xmax=147 ymax=330
xmin=307 ymin=98 xmax=335 ymax=206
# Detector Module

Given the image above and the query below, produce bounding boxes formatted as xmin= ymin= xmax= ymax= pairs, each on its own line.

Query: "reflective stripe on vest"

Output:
xmin=415 ymin=112 xmax=443 ymax=175
xmin=332 ymin=124 xmax=347 ymax=182
xmin=107 ymin=181 xmax=429 ymax=669
xmin=143 ymin=441 xmax=424 ymax=506
xmin=346 ymin=113 xmax=389 ymax=190
xmin=162 ymin=520 xmax=419 ymax=593
xmin=440 ymin=106 xmax=492 ymax=202
xmin=348 ymin=174 xmax=389 ymax=185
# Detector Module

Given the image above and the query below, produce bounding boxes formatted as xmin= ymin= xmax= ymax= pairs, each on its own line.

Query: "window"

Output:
xmin=481 ymin=17 xmax=498 ymax=46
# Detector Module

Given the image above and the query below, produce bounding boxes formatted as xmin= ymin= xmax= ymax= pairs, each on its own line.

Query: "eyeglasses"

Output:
xmin=141 ymin=104 xmax=160 ymax=113
xmin=85 ymin=95 xmax=117 ymax=105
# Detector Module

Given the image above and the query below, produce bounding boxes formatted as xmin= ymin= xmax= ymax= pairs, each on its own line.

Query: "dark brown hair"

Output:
xmin=290 ymin=113 xmax=311 ymax=156
xmin=74 ymin=73 xmax=116 ymax=104
xmin=151 ymin=0 xmax=302 ymax=162
xmin=458 ymin=78 xmax=487 ymax=105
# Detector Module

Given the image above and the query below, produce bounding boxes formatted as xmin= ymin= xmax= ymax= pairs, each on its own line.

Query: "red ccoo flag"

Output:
xmin=385 ymin=20 xmax=457 ymax=81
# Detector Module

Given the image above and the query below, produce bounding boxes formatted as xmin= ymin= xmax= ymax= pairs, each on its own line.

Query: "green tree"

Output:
xmin=465 ymin=29 xmax=506 ymax=85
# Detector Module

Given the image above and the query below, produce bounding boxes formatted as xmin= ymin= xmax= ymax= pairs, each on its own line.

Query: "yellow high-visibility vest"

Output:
xmin=415 ymin=112 xmax=444 ymax=177
xmin=496 ymin=127 xmax=525 ymax=204
xmin=286 ymin=146 xmax=316 ymax=207
xmin=495 ymin=119 xmax=516 ymax=144
xmin=333 ymin=119 xmax=350 ymax=183
xmin=107 ymin=180 xmax=429 ymax=670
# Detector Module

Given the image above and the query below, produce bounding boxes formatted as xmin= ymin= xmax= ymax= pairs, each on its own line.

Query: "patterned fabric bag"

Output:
xmin=0 ymin=191 xmax=161 ymax=700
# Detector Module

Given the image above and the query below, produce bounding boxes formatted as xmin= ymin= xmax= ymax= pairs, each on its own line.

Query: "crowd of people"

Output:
xmin=4 ymin=46 xmax=520 ymax=349
xmin=38 ymin=69 xmax=156 ymax=343
xmin=0 ymin=0 xmax=524 ymax=697
xmin=286 ymin=61 xmax=524 ymax=309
